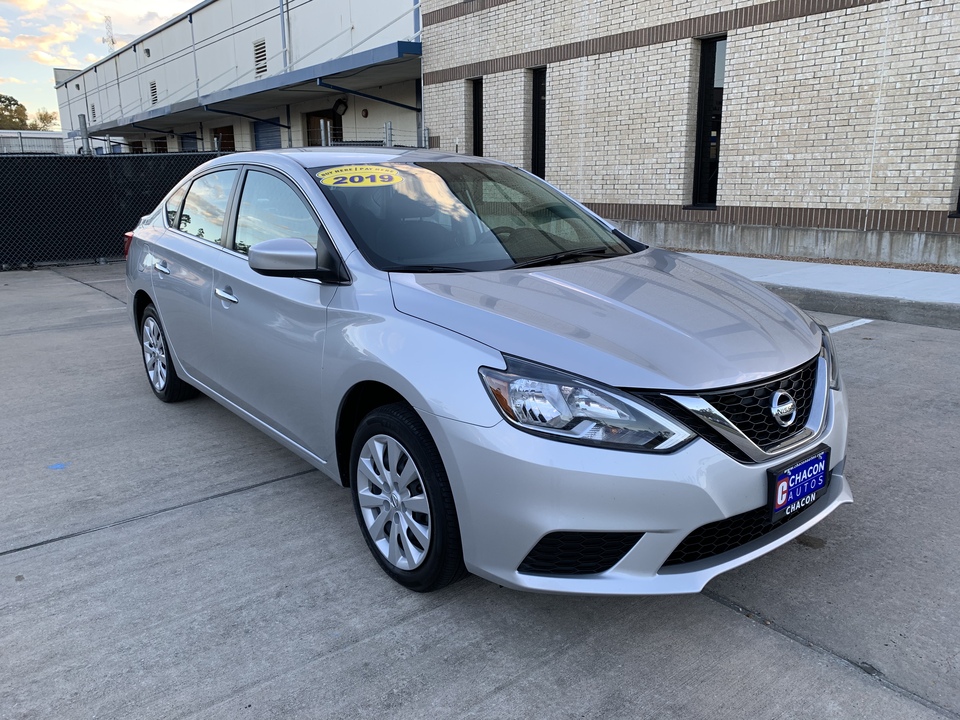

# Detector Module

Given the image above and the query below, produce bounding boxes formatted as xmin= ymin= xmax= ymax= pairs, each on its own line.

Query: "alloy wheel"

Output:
xmin=355 ymin=434 xmax=432 ymax=571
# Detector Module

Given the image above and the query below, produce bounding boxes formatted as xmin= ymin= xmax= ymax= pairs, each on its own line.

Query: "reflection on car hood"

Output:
xmin=389 ymin=249 xmax=821 ymax=390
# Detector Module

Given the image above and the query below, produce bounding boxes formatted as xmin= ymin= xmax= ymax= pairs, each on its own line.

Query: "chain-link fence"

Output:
xmin=0 ymin=153 xmax=218 ymax=270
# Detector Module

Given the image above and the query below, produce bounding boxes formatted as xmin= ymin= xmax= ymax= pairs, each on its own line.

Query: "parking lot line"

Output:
xmin=830 ymin=318 xmax=873 ymax=333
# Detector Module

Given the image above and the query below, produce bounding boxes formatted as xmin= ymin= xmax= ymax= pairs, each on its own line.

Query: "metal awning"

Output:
xmin=75 ymin=41 xmax=421 ymax=138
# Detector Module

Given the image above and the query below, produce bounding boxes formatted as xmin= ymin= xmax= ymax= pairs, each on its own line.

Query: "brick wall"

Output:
xmin=424 ymin=81 xmax=470 ymax=153
xmin=721 ymin=1 xmax=960 ymax=212
xmin=481 ymin=70 xmax=532 ymax=168
xmin=422 ymin=0 xmax=759 ymax=74
xmin=547 ymin=42 xmax=700 ymax=205
xmin=422 ymin=0 xmax=960 ymax=218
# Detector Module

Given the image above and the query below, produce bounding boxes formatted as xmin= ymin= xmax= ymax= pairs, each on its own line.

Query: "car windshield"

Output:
xmin=311 ymin=162 xmax=639 ymax=272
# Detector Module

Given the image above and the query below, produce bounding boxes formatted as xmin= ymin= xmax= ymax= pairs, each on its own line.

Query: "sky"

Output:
xmin=0 ymin=0 xmax=197 ymax=127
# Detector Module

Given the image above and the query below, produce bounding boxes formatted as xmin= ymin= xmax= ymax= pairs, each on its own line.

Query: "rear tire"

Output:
xmin=350 ymin=403 xmax=466 ymax=592
xmin=139 ymin=304 xmax=197 ymax=403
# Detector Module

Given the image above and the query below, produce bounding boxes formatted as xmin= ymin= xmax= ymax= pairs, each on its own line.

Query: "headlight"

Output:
xmin=479 ymin=357 xmax=694 ymax=452
xmin=816 ymin=321 xmax=842 ymax=389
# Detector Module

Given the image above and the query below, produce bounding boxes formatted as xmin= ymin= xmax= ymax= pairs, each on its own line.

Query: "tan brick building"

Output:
xmin=421 ymin=0 xmax=960 ymax=266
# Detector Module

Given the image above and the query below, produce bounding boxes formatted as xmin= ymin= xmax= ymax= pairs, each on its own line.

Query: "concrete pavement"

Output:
xmin=1 ymin=260 xmax=959 ymax=718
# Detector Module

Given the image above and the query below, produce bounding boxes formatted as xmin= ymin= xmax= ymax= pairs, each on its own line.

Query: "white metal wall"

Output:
xmin=57 ymin=0 xmax=419 ymax=141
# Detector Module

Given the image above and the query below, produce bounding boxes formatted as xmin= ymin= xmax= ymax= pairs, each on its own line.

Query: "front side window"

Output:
xmin=313 ymin=162 xmax=639 ymax=272
xmin=178 ymin=169 xmax=238 ymax=244
xmin=233 ymin=170 xmax=319 ymax=255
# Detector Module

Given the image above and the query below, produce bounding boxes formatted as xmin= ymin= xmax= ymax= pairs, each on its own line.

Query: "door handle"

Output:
xmin=215 ymin=287 xmax=239 ymax=304
xmin=154 ymin=261 xmax=170 ymax=275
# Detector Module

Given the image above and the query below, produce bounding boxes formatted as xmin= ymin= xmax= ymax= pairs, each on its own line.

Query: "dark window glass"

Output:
xmin=531 ymin=68 xmax=546 ymax=178
xmin=178 ymin=170 xmax=238 ymax=244
xmin=472 ymin=78 xmax=483 ymax=157
xmin=234 ymin=171 xmax=319 ymax=255
xmin=152 ymin=136 xmax=168 ymax=153
xmin=692 ymin=37 xmax=726 ymax=207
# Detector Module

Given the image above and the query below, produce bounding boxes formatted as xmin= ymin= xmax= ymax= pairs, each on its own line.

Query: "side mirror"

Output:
xmin=248 ymin=237 xmax=348 ymax=284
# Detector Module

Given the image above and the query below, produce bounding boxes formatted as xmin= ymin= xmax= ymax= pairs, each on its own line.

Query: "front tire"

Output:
xmin=350 ymin=403 xmax=466 ymax=592
xmin=139 ymin=304 xmax=197 ymax=403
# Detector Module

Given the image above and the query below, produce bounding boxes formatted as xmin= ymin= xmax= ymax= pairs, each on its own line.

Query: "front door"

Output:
xmin=208 ymin=168 xmax=337 ymax=458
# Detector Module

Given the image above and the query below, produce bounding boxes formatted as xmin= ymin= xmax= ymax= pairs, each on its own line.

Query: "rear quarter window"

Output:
xmin=178 ymin=169 xmax=238 ymax=244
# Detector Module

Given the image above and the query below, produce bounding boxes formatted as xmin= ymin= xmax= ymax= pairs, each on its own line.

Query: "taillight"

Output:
xmin=123 ymin=231 xmax=134 ymax=258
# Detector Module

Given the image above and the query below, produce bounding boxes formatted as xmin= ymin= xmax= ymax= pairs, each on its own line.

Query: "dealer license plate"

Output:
xmin=768 ymin=445 xmax=830 ymax=523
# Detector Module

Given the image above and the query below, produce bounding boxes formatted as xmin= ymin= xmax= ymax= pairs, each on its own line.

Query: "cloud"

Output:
xmin=0 ymin=76 xmax=28 ymax=84
xmin=26 ymin=49 xmax=80 ymax=66
xmin=2 ymin=0 xmax=49 ymax=11
xmin=0 ymin=17 xmax=85 ymax=66
xmin=2 ymin=0 xmax=197 ymax=108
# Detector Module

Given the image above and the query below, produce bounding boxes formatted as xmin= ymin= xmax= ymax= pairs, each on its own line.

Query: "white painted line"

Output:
xmin=830 ymin=318 xmax=874 ymax=333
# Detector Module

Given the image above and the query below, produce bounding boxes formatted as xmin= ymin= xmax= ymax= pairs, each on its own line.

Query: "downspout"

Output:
xmin=279 ymin=0 xmax=289 ymax=70
xmin=190 ymin=13 xmax=203 ymax=149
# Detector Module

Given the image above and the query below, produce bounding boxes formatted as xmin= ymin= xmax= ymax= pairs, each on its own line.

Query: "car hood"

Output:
xmin=389 ymin=249 xmax=821 ymax=390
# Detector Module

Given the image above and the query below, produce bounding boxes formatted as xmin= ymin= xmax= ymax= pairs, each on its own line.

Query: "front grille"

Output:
xmin=661 ymin=489 xmax=822 ymax=567
xmin=518 ymin=532 xmax=643 ymax=576
xmin=637 ymin=355 xmax=820 ymax=463
xmin=700 ymin=357 xmax=818 ymax=450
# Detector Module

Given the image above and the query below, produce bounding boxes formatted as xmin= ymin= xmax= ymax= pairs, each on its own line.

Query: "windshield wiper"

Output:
xmin=382 ymin=264 xmax=473 ymax=273
xmin=510 ymin=247 xmax=618 ymax=269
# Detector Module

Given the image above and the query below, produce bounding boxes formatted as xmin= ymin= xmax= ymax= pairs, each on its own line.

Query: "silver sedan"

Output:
xmin=126 ymin=148 xmax=850 ymax=594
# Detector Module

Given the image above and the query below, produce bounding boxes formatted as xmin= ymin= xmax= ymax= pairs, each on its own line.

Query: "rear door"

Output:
xmin=149 ymin=168 xmax=239 ymax=385
xmin=208 ymin=166 xmax=338 ymax=457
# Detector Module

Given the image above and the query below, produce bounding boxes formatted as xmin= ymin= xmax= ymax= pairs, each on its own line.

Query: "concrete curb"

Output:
xmin=761 ymin=284 xmax=960 ymax=332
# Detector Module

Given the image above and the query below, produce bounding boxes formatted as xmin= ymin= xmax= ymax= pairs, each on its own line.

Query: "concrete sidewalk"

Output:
xmin=692 ymin=253 xmax=960 ymax=330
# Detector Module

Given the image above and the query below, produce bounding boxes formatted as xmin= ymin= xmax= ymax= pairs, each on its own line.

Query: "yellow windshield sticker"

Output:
xmin=316 ymin=165 xmax=403 ymax=187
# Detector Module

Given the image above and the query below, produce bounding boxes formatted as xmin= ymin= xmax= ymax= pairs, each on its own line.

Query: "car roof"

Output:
xmin=217 ymin=147 xmax=507 ymax=169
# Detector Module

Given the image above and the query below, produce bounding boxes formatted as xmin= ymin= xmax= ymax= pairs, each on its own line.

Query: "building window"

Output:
xmin=144 ymin=48 xmax=151 ymax=58
xmin=180 ymin=133 xmax=199 ymax=152
xmin=471 ymin=78 xmax=483 ymax=157
xmin=129 ymin=140 xmax=144 ymax=154
xmin=691 ymin=37 xmax=726 ymax=207
xmin=305 ymin=110 xmax=342 ymax=146
xmin=531 ymin=67 xmax=546 ymax=178
xmin=149 ymin=81 xmax=159 ymax=105
xmin=254 ymin=39 xmax=267 ymax=76
xmin=212 ymin=125 xmax=236 ymax=152
xmin=152 ymin=136 xmax=168 ymax=153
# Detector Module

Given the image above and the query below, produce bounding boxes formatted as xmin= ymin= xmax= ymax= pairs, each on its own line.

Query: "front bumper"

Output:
xmin=422 ymin=387 xmax=850 ymax=595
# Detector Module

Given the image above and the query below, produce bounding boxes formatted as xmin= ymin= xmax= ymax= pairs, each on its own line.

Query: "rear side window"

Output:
xmin=233 ymin=170 xmax=319 ymax=255
xmin=178 ymin=169 xmax=238 ymax=244
xmin=164 ymin=182 xmax=188 ymax=227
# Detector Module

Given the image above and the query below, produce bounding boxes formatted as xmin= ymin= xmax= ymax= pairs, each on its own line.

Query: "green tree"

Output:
xmin=0 ymin=94 xmax=29 ymax=130
xmin=27 ymin=108 xmax=59 ymax=131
